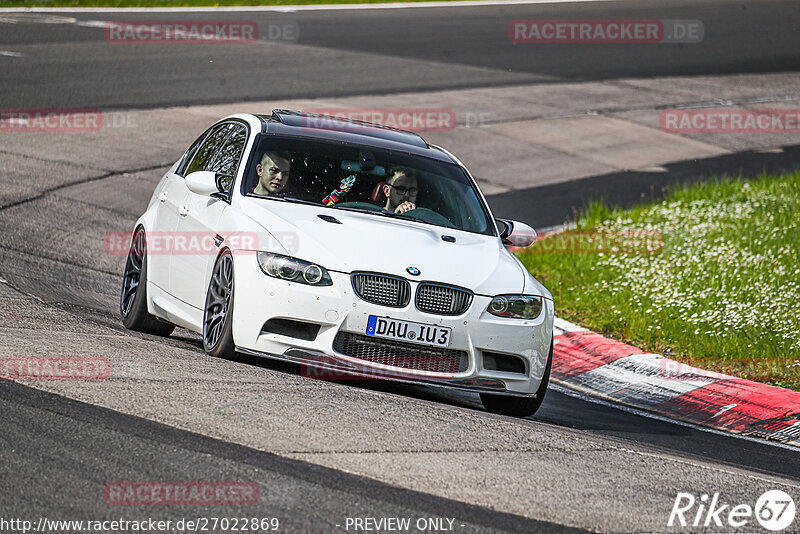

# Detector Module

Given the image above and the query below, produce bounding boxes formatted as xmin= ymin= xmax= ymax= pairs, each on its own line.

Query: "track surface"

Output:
xmin=1 ymin=1 xmax=800 ymax=532
xmin=0 ymin=0 xmax=798 ymax=109
xmin=0 ymin=379 xmax=576 ymax=533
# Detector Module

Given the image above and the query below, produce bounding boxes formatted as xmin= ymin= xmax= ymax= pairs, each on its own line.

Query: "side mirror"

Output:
xmin=497 ymin=219 xmax=537 ymax=248
xmin=185 ymin=171 xmax=232 ymax=201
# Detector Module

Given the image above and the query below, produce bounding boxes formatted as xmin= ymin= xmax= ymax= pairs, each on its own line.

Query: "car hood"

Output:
xmin=239 ymin=199 xmax=528 ymax=295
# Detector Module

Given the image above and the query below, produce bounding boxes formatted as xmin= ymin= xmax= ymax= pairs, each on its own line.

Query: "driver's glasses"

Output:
xmin=389 ymin=184 xmax=418 ymax=196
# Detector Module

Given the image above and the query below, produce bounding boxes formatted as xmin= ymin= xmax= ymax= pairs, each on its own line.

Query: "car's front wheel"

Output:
xmin=203 ymin=250 xmax=236 ymax=358
xmin=480 ymin=340 xmax=553 ymax=417
xmin=120 ymin=227 xmax=175 ymax=336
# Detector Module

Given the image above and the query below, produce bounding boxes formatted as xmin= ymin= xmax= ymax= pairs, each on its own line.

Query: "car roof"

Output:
xmin=242 ymin=109 xmax=457 ymax=164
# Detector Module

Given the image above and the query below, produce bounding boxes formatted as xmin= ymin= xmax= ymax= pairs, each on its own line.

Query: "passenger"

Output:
xmin=382 ymin=168 xmax=418 ymax=214
xmin=253 ymin=151 xmax=291 ymax=196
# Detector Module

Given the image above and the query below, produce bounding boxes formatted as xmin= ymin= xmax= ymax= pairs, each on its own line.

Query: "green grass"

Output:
xmin=517 ymin=171 xmax=800 ymax=391
xmin=0 ymin=0 xmax=461 ymax=6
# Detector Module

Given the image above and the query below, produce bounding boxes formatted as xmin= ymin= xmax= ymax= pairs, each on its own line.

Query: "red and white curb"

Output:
xmin=551 ymin=317 xmax=800 ymax=445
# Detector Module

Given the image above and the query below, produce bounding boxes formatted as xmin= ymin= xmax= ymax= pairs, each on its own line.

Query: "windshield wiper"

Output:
xmin=333 ymin=206 xmax=432 ymax=225
xmin=273 ymin=198 xmax=431 ymax=226
xmin=279 ymin=196 xmax=323 ymax=207
xmin=333 ymin=206 xmax=390 ymax=216
xmin=390 ymin=212 xmax=420 ymax=222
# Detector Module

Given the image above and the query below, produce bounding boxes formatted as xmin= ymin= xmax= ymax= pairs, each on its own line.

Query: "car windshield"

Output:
xmin=243 ymin=137 xmax=494 ymax=236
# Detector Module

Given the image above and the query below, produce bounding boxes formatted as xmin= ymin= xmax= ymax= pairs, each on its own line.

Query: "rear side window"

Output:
xmin=207 ymin=123 xmax=248 ymax=192
xmin=183 ymin=124 xmax=231 ymax=176
xmin=176 ymin=128 xmax=211 ymax=177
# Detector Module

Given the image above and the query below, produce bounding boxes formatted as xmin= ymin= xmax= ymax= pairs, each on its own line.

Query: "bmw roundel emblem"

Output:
xmin=406 ymin=266 xmax=421 ymax=276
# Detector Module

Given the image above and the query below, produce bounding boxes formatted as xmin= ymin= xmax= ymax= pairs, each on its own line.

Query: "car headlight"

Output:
xmin=257 ymin=252 xmax=333 ymax=286
xmin=487 ymin=295 xmax=543 ymax=319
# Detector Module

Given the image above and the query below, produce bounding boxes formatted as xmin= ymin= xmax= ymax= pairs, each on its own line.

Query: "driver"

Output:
xmin=382 ymin=168 xmax=418 ymax=214
xmin=253 ymin=151 xmax=291 ymax=196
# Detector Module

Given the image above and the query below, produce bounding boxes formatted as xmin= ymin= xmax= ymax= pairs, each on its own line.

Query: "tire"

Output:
xmin=203 ymin=250 xmax=236 ymax=358
xmin=480 ymin=340 xmax=553 ymax=417
xmin=120 ymin=227 xmax=175 ymax=336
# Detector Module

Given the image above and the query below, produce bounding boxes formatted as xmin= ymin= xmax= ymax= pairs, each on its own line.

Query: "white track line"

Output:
xmin=0 ymin=51 xmax=24 ymax=57
xmin=0 ymin=0 xmax=623 ymax=14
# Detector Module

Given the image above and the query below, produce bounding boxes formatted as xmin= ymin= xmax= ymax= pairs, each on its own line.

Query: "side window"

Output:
xmin=176 ymin=128 xmax=211 ymax=177
xmin=207 ymin=123 xmax=247 ymax=192
xmin=183 ymin=124 xmax=231 ymax=176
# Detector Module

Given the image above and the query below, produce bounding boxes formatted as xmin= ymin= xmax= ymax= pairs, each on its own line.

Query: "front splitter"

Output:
xmin=235 ymin=346 xmax=535 ymax=398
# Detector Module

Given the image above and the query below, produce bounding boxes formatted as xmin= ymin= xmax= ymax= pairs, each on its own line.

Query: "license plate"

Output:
xmin=366 ymin=316 xmax=452 ymax=347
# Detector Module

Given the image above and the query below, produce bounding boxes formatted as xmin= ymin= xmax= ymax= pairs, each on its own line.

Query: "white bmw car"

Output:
xmin=121 ymin=110 xmax=554 ymax=416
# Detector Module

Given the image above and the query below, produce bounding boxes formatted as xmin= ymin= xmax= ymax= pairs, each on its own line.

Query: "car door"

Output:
xmin=171 ymin=122 xmax=248 ymax=309
xmin=148 ymin=127 xmax=213 ymax=293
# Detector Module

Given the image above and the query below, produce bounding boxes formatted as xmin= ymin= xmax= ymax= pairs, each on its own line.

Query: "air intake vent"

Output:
xmin=415 ymin=283 xmax=473 ymax=316
xmin=333 ymin=332 xmax=468 ymax=373
xmin=482 ymin=351 xmax=526 ymax=374
xmin=352 ymin=273 xmax=411 ymax=308
xmin=262 ymin=318 xmax=320 ymax=341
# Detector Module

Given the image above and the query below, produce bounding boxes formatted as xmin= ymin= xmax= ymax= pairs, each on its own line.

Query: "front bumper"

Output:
xmin=235 ymin=346 xmax=537 ymax=396
xmin=232 ymin=253 xmax=554 ymax=395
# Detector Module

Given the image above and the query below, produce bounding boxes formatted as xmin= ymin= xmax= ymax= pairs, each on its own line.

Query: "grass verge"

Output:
xmin=517 ymin=171 xmax=800 ymax=391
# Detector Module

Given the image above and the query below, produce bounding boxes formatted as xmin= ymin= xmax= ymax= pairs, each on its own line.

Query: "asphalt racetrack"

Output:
xmin=0 ymin=0 xmax=798 ymax=109
xmin=1 ymin=1 xmax=800 ymax=532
